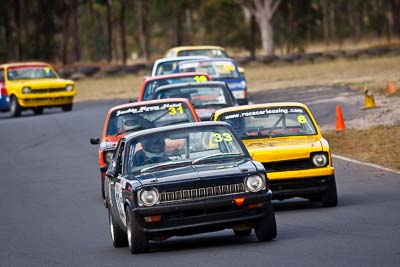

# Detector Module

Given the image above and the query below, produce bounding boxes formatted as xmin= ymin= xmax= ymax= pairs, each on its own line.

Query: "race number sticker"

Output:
xmin=194 ymin=75 xmax=207 ymax=82
xmin=114 ymin=183 xmax=126 ymax=226
xmin=168 ymin=105 xmax=183 ymax=115
xmin=297 ymin=115 xmax=307 ymax=124
xmin=213 ymin=132 xmax=233 ymax=142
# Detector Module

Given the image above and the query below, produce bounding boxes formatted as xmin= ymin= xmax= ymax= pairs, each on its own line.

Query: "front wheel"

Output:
xmin=254 ymin=203 xmax=277 ymax=242
xmin=321 ymin=175 xmax=338 ymax=207
xmin=108 ymin=207 xmax=127 ymax=247
xmin=10 ymin=96 xmax=22 ymax=117
xmin=62 ymin=103 xmax=73 ymax=112
xmin=233 ymin=229 xmax=252 ymax=236
xmin=33 ymin=107 xmax=43 ymax=115
xmin=126 ymin=208 xmax=148 ymax=254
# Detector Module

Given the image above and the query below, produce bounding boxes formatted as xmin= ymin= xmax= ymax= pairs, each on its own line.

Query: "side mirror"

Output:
xmin=90 ymin=137 xmax=100 ymax=145
xmin=106 ymin=168 xmax=116 ymax=179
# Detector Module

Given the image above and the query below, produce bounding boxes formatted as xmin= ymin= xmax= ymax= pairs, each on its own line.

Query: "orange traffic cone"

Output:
xmin=386 ymin=81 xmax=397 ymax=95
xmin=336 ymin=105 xmax=345 ymax=131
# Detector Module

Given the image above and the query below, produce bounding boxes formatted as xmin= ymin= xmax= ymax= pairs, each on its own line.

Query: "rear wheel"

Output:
xmin=321 ymin=175 xmax=338 ymax=207
xmin=126 ymin=208 xmax=148 ymax=254
xmin=10 ymin=96 xmax=22 ymax=117
xmin=62 ymin=103 xmax=73 ymax=112
xmin=108 ymin=207 xmax=127 ymax=247
xmin=254 ymin=203 xmax=277 ymax=242
xmin=33 ymin=107 xmax=43 ymax=115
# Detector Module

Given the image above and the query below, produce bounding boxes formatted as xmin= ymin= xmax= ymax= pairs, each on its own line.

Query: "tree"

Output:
xmin=236 ymin=0 xmax=281 ymax=56
xmin=106 ymin=0 xmax=113 ymax=62
xmin=119 ymin=0 xmax=127 ymax=65
xmin=136 ymin=0 xmax=150 ymax=60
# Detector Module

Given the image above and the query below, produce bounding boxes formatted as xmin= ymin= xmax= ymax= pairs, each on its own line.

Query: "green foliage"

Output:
xmin=0 ymin=0 xmax=399 ymax=63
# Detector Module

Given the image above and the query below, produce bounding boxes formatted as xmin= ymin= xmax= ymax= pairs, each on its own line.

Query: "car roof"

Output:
xmin=179 ymin=58 xmax=236 ymax=64
xmin=107 ymin=98 xmax=194 ymax=114
xmin=123 ymin=121 xmax=231 ymax=141
xmin=143 ymin=71 xmax=211 ymax=82
xmin=153 ymin=56 xmax=210 ymax=64
xmin=0 ymin=61 xmax=52 ymax=68
xmin=168 ymin=45 xmax=226 ymax=51
xmin=154 ymin=81 xmax=227 ymax=91
xmin=213 ymin=102 xmax=311 ymax=117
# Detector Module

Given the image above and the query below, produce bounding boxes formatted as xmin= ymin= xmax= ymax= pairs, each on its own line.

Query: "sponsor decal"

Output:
xmin=223 ymin=107 xmax=304 ymax=120
xmin=116 ymin=102 xmax=183 ymax=117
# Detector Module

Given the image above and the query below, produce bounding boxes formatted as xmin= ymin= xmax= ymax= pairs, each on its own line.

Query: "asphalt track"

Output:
xmin=1 ymin=87 xmax=399 ymax=267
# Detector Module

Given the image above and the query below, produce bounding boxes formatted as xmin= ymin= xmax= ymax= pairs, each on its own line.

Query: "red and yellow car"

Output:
xmin=138 ymin=72 xmax=212 ymax=101
xmin=212 ymin=102 xmax=338 ymax=207
xmin=0 ymin=62 xmax=76 ymax=117
xmin=90 ymin=98 xmax=200 ymax=199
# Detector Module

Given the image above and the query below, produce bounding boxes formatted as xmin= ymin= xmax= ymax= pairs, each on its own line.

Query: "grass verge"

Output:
xmin=324 ymin=125 xmax=400 ymax=171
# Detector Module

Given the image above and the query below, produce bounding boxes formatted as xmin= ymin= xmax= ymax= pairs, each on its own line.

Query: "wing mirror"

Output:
xmin=90 ymin=137 xmax=100 ymax=145
xmin=106 ymin=168 xmax=116 ymax=179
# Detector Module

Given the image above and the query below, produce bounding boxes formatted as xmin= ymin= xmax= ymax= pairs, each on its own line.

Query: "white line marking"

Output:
xmin=332 ymin=154 xmax=400 ymax=175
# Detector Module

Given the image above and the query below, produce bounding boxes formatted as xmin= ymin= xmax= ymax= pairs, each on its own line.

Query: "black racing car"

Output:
xmin=105 ymin=121 xmax=277 ymax=253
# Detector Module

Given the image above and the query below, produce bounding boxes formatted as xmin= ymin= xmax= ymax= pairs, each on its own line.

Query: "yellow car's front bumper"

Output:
xmin=266 ymin=167 xmax=335 ymax=200
xmin=267 ymin=167 xmax=334 ymax=180
xmin=18 ymin=92 xmax=75 ymax=108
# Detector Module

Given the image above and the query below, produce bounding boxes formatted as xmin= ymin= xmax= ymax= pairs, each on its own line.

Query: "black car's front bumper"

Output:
xmin=131 ymin=190 xmax=272 ymax=235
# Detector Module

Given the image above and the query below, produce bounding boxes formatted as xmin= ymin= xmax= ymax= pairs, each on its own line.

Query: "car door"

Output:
xmin=107 ymin=140 xmax=127 ymax=227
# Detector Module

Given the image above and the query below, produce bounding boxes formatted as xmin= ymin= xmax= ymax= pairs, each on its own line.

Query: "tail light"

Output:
xmin=1 ymin=85 xmax=8 ymax=96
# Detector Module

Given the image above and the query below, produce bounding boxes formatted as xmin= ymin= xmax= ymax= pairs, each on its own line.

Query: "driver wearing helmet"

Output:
xmin=134 ymin=137 xmax=169 ymax=166
xmin=119 ymin=116 xmax=140 ymax=133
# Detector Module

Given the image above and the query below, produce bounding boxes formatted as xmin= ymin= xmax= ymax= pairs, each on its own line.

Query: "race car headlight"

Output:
xmin=245 ymin=174 xmax=266 ymax=192
xmin=104 ymin=150 xmax=115 ymax=164
xmin=22 ymin=86 xmax=32 ymax=94
xmin=66 ymin=84 xmax=74 ymax=92
xmin=139 ymin=187 xmax=159 ymax=207
xmin=311 ymin=153 xmax=328 ymax=167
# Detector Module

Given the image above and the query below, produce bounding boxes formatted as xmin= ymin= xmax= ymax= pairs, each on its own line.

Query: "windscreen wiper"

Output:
xmin=141 ymin=160 xmax=192 ymax=173
xmin=192 ymin=153 xmax=244 ymax=165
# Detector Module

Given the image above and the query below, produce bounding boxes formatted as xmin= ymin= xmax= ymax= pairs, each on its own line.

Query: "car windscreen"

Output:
xmin=126 ymin=125 xmax=246 ymax=174
xmin=177 ymin=49 xmax=228 ymax=58
xmin=154 ymin=61 xmax=179 ymax=76
xmin=179 ymin=60 xmax=240 ymax=80
xmin=154 ymin=85 xmax=233 ymax=108
xmin=106 ymin=102 xmax=196 ymax=136
xmin=217 ymin=107 xmax=318 ymax=139
xmin=142 ymin=74 xmax=209 ymax=100
xmin=7 ymin=65 xmax=57 ymax=80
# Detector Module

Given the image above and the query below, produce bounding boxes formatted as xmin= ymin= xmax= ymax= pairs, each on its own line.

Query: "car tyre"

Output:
xmin=33 ymin=107 xmax=43 ymax=115
xmin=254 ymin=202 xmax=277 ymax=242
xmin=108 ymin=207 xmax=127 ymax=247
xmin=233 ymin=229 xmax=252 ymax=236
xmin=62 ymin=103 xmax=73 ymax=112
xmin=10 ymin=96 xmax=22 ymax=117
xmin=101 ymin=174 xmax=105 ymax=199
xmin=126 ymin=208 xmax=148 ymax=254
xmin=321 ymin=175 xmax=338 ymax=207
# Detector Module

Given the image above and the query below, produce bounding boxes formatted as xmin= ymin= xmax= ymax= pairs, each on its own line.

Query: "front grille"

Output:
xmin=263 ymin=158 xmax=315 ymax=172
xmin=30 ymin=87 xmax=67 ymax=94
xmin=159 ymin=183 xmax=245 ymax=204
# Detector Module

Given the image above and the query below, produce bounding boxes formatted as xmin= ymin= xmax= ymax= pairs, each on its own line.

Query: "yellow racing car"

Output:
xmin=212 ymin=102 xmax=338 ymax=207
xmin=0 ymin=62 xmax=76 ymax=117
